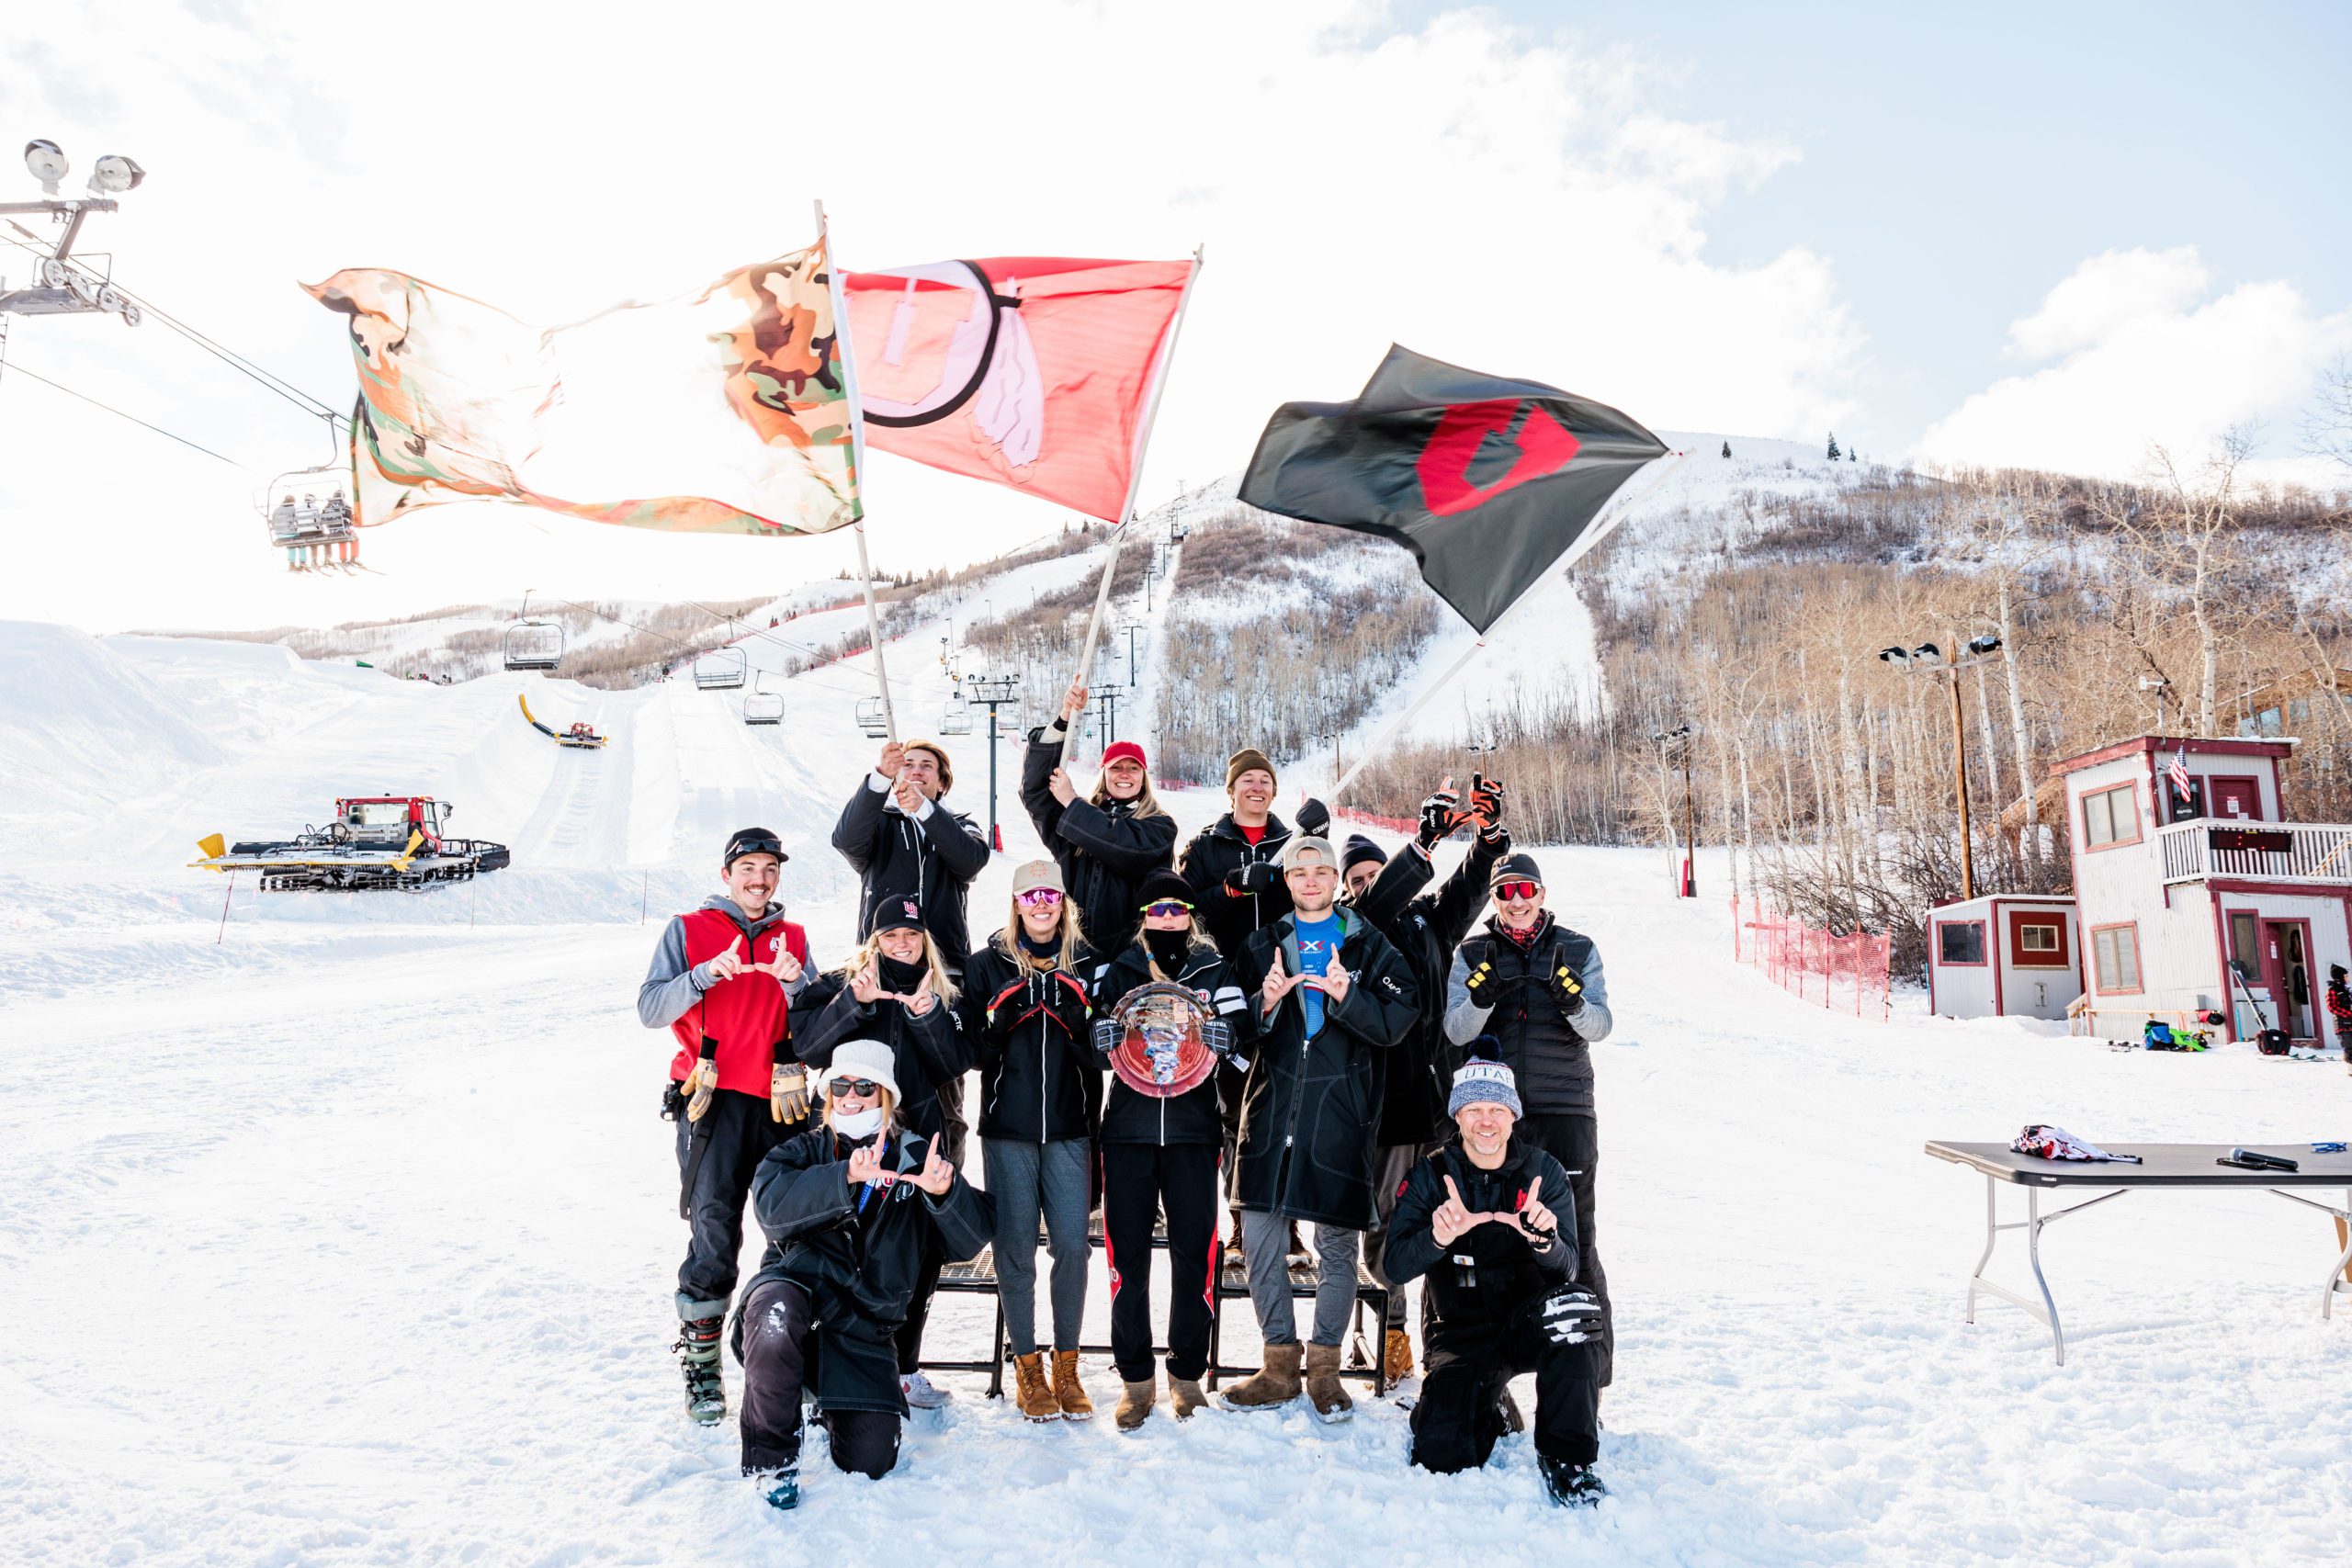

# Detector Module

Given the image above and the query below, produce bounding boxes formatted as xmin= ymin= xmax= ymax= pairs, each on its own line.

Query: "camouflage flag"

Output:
xmin=305 ymin=237 xmax=858 ymax=536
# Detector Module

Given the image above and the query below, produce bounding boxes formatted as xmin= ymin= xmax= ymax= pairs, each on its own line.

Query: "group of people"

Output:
xmin=636 ymin=681 xmax=1620 ymax=1512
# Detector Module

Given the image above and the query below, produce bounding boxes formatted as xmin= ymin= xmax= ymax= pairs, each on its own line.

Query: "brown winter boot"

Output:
xmin=1051 ymin=1350 xmax=1095 ymax=1420
xmin=1219 ymin=1342 xmax=1303 ymax=1410
xmin=1303 ymin=1342 xmax=1353 ymax=1423
xmin=1169 ymin=1376 xmax=1209 ymax=1420
xmin=1114 ymin=1376 xmax=1156 ymax=1430
xmin=1383 ymin=1327 xmax=1415 ymax=1385
xmin=1012 ymin=1352 xmax=1059 ymax=1422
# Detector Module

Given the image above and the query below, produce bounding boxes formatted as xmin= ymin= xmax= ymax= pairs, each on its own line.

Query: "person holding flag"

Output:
xmin=1022 ymin=680 xmax=1180 ymax=953
xmin=637 ymin=828 xmax=815 ymax=1425
xmin=831 ymin=738 xmax=992 ymax=983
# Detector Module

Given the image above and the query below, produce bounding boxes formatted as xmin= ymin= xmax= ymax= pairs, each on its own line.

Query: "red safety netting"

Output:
xmin=1730 ymin=897 xmax=1890 ymax=1021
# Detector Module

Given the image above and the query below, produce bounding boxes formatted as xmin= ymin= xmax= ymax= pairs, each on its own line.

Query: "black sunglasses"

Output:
xmin=829 ymin=1077 xmax=882 ymax=1099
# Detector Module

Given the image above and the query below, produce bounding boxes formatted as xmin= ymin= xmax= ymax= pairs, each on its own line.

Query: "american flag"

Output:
xmin=2166 ymin=746 xmax=2193 ymax=798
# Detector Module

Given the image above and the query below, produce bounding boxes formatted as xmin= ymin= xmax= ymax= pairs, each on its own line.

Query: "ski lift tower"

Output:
xmin=1 ymin=141 xmax=148 ymax=327
xmin=963 ymin=673 xmax=1023 ymax=851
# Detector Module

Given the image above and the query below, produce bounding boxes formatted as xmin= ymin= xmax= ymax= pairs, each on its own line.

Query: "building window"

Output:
xmin=2081 ymin=783 xmax=2141 ymax=848
xmin=1938 ymin=920 xmax=1987 ymax=966
xmin=2229 ymin=910 xmax=2259 ymax=982
xmin=2090 ymin=924 xmax=2143 ymax=994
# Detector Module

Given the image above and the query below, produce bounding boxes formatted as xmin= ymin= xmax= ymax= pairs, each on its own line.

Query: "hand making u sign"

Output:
xmin=1513 ymin=1175 xmax=1558 ymax=1242
xmin=1260 ymin=964 xmax=1302 ymax=1017
xmin=1310 ymin=958 xmax=1351 ymax=1003
xmin=910 ymin=1134 xmax=956 ymax=1196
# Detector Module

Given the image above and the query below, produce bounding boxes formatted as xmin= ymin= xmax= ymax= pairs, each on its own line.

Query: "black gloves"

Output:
xmin=984 ymin=977 xmax=1029 ymax=1039
xmin=1463 ymin=956 xmax=1500 ymax=1009
xmin=1046 ymin=971 xmax=1091 ymax=1036
xmin=1539 ymin=1288 xmax=1603 ymax=1347
xmin=1417 ymin=785 xmax=1464 ymax=850
xmin=1550 ymin=960 xmax=1586 ymax=1014
xmin=991 ymin=972 xmax=1091 ymax=1038
xmin=1469 ymin=773 xmax=1507 ymax=836
xmin=1295 ymin=796 xmax=1331 ymax=837
xmin=1225 ymin=862 xmax=1277 ymax=897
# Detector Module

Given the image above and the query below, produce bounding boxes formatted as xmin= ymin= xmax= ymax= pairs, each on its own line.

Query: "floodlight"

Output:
xmin=24 ymin=139 xmax=67 ymax=196
xmin=87 ymin=154 xmax=145 ymax=194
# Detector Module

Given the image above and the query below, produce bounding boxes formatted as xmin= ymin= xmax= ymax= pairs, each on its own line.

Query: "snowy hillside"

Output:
xmin=4 ymin=587 xmax=2350 ymax=1564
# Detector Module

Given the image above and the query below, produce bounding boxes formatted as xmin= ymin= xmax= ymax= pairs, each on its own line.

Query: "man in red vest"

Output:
xmin=639 ymin=827 xmax=815 ymax=1424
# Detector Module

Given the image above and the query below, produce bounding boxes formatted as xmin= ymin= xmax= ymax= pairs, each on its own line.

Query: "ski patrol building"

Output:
xmin=1926 ymin=894 xmax=2082 ymax=1021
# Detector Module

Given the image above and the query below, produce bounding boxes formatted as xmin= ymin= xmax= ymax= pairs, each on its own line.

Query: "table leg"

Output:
xmin=2264 ymin=1186 xmax=2352 ymax=1319
xmin=1962 ymin=1177 xmax=2128 ymax=1365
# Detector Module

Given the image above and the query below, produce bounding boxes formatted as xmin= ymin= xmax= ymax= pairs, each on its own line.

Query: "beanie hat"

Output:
xmin=1489 ymin=851 xmax=1544 ymax=890
xmin=1136 ymin=867 xmax=1195 ymax=909
xmin=2335 ymin=964 xmax=2348 ymax=981
xmin=1281 ymin=834 xmax=1338 ymax=873
xmin=902 ymin=739 xmax=954 ymax=795
xmin=1341 ymin=833 xmax=1388 ymax=875
xmin=820 ymin=1040 xmax=901 ymax=1108
xmin=1102 ymin=740 xmax=1148 ymax=772
xmin=723 ymin=827 xmax=787 ymax=869
xmin=1226 ymin=747 xmax=1277 ymax=792
xmin=1012 ymin=859 xmax=1066 ymax=897
xmin=1449 ymin=1046 xmax=1523 ymax=1119
xmin=865 ymin=887 xmax=926 ymax=936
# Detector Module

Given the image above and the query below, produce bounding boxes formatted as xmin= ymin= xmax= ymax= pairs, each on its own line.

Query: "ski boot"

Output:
xmin=1540 ymin=1456 xmax=1607 ymax=1508
xmin=675 ymin=1314 xmax=727 ymax=1426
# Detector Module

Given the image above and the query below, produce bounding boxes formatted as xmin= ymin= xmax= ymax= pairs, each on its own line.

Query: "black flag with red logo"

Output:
xmin=1238 ymin=345 xmax=1667 ymax=632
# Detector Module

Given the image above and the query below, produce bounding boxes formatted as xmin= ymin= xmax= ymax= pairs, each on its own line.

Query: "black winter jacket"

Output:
xmin=1353 ymin=830 xmax=1507 ymax=1145
xmin=792 ymin=967 xmax=976 ymax=1154
xmin=741 ymin=1124 xmax=992 ymax=1414
xmin=961 ymin=935 xmax=1100 ymax=1145
xmin=831 ymin=776 xmax=992 ymax=977
xmin=1178 ymin=812 xmax=1296 ymax=967
xmin=1087 ymin=937 xmax=1255 ymax=1146
xmin=1020 ymin=727 xmax=1180 ymax=953
xmin=1444 ymin=912 xmax=1613 ymax=1116
xmin=1229 ymin=909 xmax=1419 ymax=1228
xmin=1382 ymin=1136 xmax=1578 ymax=1356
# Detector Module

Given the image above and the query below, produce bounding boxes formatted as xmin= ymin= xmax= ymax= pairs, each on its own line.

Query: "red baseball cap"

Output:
xmin=1102 ymin=741 xmax=1148 ymax=771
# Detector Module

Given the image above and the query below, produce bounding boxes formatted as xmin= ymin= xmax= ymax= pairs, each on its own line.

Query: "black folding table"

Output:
xmin=1925 ymin=1140 xmax=2352 ymax=1364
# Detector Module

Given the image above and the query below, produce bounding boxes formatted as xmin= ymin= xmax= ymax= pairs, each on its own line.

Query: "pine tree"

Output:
xmin=1826 ymin=433 xmax=1842 ymax=461
xmin=1721 ymin=440 xmax=1732 ymax=458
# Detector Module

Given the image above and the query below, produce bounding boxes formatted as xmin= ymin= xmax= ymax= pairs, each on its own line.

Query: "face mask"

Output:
xmin=1145 ymin=929 xmax=1192 ymax=971
xmin=833 ymin=1106 xmax=886 ymax=1140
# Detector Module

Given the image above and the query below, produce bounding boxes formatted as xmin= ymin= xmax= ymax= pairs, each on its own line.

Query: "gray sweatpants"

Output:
xmin=1240 ymin=1208 xmax=1360 ymax=1348
xmin=983 ymin=1137 xmax=1091 ymax=1355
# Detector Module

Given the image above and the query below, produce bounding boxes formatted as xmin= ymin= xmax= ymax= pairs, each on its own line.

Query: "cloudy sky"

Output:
xmin=1 ymin=0 xmax=2344 ymax=632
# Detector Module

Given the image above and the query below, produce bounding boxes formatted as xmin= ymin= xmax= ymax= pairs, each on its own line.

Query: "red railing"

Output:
xmin=1730 ymin=896 xmax=1890 ymax=1021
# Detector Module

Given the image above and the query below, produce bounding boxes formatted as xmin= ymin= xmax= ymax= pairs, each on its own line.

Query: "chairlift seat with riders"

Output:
xmin=258 ymin=467 xmax=359 ymax=572
xmin=693 ymin=648 xmax=748 ymax=690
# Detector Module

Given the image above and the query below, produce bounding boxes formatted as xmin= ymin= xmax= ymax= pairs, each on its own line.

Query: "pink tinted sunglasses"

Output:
xmin=1015 ymin=887 xmax=1065 ymax=908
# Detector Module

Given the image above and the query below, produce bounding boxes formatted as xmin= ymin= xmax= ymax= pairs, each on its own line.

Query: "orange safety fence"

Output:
xmin=1730 ymin=896 xmax=1891 ymax=1021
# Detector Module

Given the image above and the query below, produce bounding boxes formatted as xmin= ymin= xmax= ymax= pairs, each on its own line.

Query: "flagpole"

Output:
xmin=1057 ymin=244 xmax=1204 ymax=769
xmin=1325 ymin=450 xmax=1684 ymax=806
xmin=818 ymin=198 xmax=897 ymax=743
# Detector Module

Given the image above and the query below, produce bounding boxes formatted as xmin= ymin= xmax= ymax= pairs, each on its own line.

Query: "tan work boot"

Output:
xmin=1219 ymin=1342 xmax=1303 ymax=1410
xmin=1169 ymin=1375 xmax=1209 ymax=1420
xmin=1383 ymin=1327 xmax=1414 ymax=1385
xmin=1051 ymin=1350 xmax=1095 ymax=1420
xmin=1303 ymin=1342 xmax=1353 ymax=1423
xmin=1114 ymin=1376 xmax=1156 ymax=1430
xmin=1012 ymin=1352 xmax=1059 ymax=1422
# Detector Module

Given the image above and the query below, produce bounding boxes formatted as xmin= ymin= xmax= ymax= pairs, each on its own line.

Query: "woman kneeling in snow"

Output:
xmin=734 ymin=1041 xmax=992 ymax=1510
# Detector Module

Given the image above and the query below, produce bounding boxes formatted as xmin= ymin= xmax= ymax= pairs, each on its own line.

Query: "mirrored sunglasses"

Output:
xmin=829 ymin=1077 xmax=882 ymax=1099
xmin=1493 ymin=880 xmax=1544 ymax=901
xmin=1142 ymin=899 xmax=1194 ymax=919
xmin=1015 ymin=887 xmax=1065 ymax=908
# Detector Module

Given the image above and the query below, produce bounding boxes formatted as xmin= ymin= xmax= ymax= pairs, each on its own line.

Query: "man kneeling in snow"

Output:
xmin=1382 ymin=1055 xmax=1605 ymax=1506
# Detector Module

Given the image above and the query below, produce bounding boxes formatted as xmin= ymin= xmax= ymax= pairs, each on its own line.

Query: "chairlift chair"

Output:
xmin=692 ymin=647 xmax=748 ymax=690
xmin=854 ymin=697 xmax=891 ymax=739
xmin=503 ymin=592 xmax=566 ymax=672
xmin=743 ymin=673 xmax=785 ymax=726
xmin=257 ymin=466 xmax=360 ymax=572
xmin=936 ymin=698 xmax=974 ymax=736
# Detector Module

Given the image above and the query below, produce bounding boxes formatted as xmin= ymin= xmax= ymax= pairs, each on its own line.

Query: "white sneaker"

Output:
xmin=900 ymin=1371 xmax=953 ymax=1409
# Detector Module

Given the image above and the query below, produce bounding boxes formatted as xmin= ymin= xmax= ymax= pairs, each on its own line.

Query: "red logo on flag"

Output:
xmin=1415 ymin=400 xmax=1582 ymax=517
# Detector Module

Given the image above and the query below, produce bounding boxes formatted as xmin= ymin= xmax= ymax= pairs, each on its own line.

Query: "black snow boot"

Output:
xmin=675 ymin=1314 xmax=727 ymax=1425
xmin=1540 ymin=1456 xmax=1607 ymax=1508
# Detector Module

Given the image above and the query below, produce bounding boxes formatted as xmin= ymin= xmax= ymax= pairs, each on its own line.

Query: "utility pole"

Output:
xmin=1092 ymin=687 xmax=1121 ymax=748
xmin=962 ymin=674 xmax=1022 ymax=852
xmin=1124 ymin=622 xmax=1146 ymax=687
xmin=1880 ymin=633 xmax=2006 ymax=902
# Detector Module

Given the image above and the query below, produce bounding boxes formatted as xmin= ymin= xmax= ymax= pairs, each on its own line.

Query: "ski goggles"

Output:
xmin=1014 ymin=887 xmax=1065 ymax=908
xmin=1141 ymin=899 xmax=1194 ymax=919
xmin=827 ymin=1077 xmax=883 ymax=1100
xmin=1493 ymin=880 xmax=1544 ymax=901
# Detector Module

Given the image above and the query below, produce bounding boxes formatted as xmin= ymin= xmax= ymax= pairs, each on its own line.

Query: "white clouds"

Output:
xmin=1917 ymin=246 xmax=2345 ymax=478
xmin=0 ymin=0 xmax=1860 ymax=630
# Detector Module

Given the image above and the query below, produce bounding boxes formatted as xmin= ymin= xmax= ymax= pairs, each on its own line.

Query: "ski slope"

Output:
xmin=4 ymin=601 xmax=2351 ymax=1566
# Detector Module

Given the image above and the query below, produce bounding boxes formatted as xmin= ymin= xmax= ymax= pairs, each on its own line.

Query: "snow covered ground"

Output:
xmin=5 ymin=611 xmax=2350 ymax=1567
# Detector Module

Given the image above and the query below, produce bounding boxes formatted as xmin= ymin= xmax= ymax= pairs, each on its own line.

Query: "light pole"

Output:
xmin=2139 ymin=673 xmax=2171 ymax=733
xmin=963 ymin=674 xmax=1022 ymax=851
xmin=1123 ymin=622 xmax=1146 ymax=687
xmin=2 ymin=141 xmax=148 ymax=325
xmin=1652 ymin=724 xmax=1697 ymax=897
xmin=1880 ymin=634 xmax=2004 ymax=901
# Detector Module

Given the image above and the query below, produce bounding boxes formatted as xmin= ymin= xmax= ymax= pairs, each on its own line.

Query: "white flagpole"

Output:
xmin=818 ymin=198 xmax=897 ymax=742
xmin=1057 ymin=244 xmax=1204 ymax=769
xmin=1325 ymin=449 xmax=1685 ymax=806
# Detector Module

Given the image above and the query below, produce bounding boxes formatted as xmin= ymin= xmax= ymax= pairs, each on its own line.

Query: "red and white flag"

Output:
xmin=842 ymin=256 xmax=1193 ymax=523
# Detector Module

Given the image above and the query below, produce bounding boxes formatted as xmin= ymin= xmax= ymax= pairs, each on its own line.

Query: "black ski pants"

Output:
xmin=738 ymin=1280 xmax=901 ymax=1479
xmin=1102 ymin=1141 xmax=1221 ymax=1382
xmin=896 ymin=1230 xmax=943 ymax=1377
xmin=1519 ymin=1111 xmax=1611 ymax=1387
xmin=1409 ymin=1311 xmax=1599 ymax=1473
xmin=674 ymin=1087 xmax=797 ymax=1316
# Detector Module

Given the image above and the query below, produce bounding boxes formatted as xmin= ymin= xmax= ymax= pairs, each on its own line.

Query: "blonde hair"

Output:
xmin=837 ymin=927 xmax=960 ymax=1004
xmin=1092 ymin=770 xmax=1170 ymax=821
xmin=993 ymin=886 xmax=1082 ymax=972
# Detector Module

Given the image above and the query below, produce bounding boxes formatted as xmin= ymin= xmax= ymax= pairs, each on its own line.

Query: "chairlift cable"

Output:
xmin=0 ymin=357 xmax=254 ymax=470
